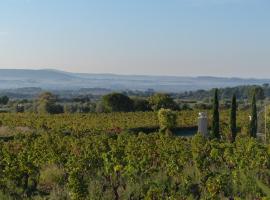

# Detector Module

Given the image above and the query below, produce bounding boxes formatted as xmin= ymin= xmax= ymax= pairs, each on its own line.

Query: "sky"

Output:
xmin=0 ymin=0 xmax=270 ymax=78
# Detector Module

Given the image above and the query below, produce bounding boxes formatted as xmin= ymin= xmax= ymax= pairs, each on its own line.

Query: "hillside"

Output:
xmin=0 ymin=69 xmax=269 ymax=92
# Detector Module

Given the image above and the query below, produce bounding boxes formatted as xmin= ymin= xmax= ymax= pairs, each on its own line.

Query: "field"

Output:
xmin=0 ymin=110 xmax=269 ymax=200
xmin=0 ymin=110 xmax=249 ymax=136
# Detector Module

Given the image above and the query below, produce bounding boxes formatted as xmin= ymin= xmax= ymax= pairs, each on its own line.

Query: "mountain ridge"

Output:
xmin=0 ymin=69 xmax=269 ymax=92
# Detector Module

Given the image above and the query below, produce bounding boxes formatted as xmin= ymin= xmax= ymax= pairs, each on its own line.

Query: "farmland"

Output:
xmin=0 ymin=89 xmax=269 ymax=200
xmin=0 ymin=110 xmax=249 ymax=136
xmin=0 ymin=108 xmax=269 ymax=199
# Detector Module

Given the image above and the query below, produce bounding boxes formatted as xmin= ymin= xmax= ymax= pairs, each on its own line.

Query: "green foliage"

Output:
xmin=39 ymin=164 xmax=65 ymax=192
xmin=179 ymin=85 xmax=266 ymax=101
xmin=149 ymin=93 xmax=178 ymax=111
xmin=132 ymin=98 xmax=151 ymax=111
xmin=67 ymin=171 xmax=88 ymax=200
xmin=256 ymin=179 xmax=270 ymax=198
xmin=230 ymin=94 xmax=237 ymax=142
xmin=37 ymin=92 xmax=64 ymax=114
xmin=0 ymin=109 xmax=267 ymax=199
xmin=102 ymin=93 xmax=134 ymax=112
xmin=191 ymin=133 xmax=208 ymax=172
xmin=250 ymin=93 xmax=258 ymax=138
xmin=211 ymin=89 xmax=220 ymax=139
xmin=250 ymin=86 xmax=265 ymax=101
xmin=158 ymin=109 xmax=177 ymax=132
xmin=0 ymin=128 xmax=269 ymax=199
xmin=0 ymin=96 xmax=9 ymax=105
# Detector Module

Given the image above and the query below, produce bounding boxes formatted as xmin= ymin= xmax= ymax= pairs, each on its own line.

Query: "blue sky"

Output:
xmin=0 ymin=0 xmax=269 ymax=77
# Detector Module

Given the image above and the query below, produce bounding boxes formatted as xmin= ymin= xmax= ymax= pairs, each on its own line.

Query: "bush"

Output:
xmin=149 ymin=93 xmax=179 ymax=111
xmin=38 ymin=164 xmax=65 ymax=193
xmin=102 ymin=93 xmax=134 ymax=112
xmin=133 ymin=98 xmax=151 ymax=111
xmin=0 ymin=96 xmax=9 ymax=105
xmin=37 ymin=92 xmax=63 ymax=114
xmin=158 ymin=108 xmax=177 ymax=132
xmin=47 ymin=104 xmax=64 ymax=114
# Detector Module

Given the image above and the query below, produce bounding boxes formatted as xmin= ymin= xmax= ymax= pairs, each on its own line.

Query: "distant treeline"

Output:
xmin=0 ymin=84 xmax=268 ymax=114
xmin=177 ymin=84 xmax=268 ymax=101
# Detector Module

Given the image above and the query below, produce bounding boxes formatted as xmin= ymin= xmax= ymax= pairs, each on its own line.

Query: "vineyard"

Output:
xmin=0 ymin=0 xmax=269 ymax=198
xmin=0 ymin=110 xmax=269 ymax=199
xmin=0 ymin=110 xmax=249 ymax=136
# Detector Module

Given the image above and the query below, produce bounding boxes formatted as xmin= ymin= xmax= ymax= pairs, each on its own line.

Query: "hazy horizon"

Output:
xmin=1 ymin=68 xmax=270 ymax=80
xmin=1 ymin=0 xmax=270 ymax=78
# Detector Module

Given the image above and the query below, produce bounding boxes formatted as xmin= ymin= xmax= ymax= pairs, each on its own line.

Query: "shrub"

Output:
xmin=149 ymin=93 xmax=178 ymax=111
xmin=102 ymin=93 xmax=134 ymax=112
xmin=158 ymin=108 xmax=177 ymax=132
xmin=38 ymin=164 xmax=65 ymax=193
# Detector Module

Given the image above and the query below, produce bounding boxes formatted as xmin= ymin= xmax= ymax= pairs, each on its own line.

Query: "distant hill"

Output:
xmin=0 ymin=69 xmax=269 ymax=92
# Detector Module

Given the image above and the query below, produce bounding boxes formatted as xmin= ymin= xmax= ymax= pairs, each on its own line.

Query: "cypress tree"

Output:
xmin=230 ymin=94 xmax=237 ymax=142
xmin=211 ymin=89 xmax=220 ymax=139
xmin=250 ymin=93 xmax=257 ymax=138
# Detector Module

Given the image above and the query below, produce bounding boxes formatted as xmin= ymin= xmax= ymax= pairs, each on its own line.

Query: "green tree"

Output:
xmin=102 ymin=93 xmax=134 ymax=112
xmin=230 ymin=94 xmax=237 ymax=142
xmin=0 ymin=96 xmax=9 ymax=105
xmin=250 ymin=93 xmax=257 ymax=138
xmin=248 ymin=86 xmax=265 ymax=101
xmin=148 ymin=93 xmax=178 ymax=111
xmin=132 ymin=98 xmax=151 ymax=111
xmin=211 ymin=89 xmax=220 ymax=139
xmin=37 ymin=92 xmax=56 ymax=114
xmin=37 ymin=92 xmax=64 ymax=114
xmin=158 ymin=108 xmax=177 ymax=134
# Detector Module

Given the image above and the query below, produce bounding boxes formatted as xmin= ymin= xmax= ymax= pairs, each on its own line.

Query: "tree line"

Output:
xmin=211 ymin=88 xmax=258 ymax=141
xmin=1 ymin=84 xmax=267 ymax=114
xmin=178 ymin=84 xmax=266 ymax=100
xmin=10 ymin=92 xmax=180 ymax=114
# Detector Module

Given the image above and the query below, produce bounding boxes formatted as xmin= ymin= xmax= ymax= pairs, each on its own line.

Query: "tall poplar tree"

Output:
xmin=211 ymin=89 xmax=220 ymax=139
xmin=250 ymin=93 xmax=257 ymax=138
xmin=230 ymin=94 xmax=237 ymax=142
